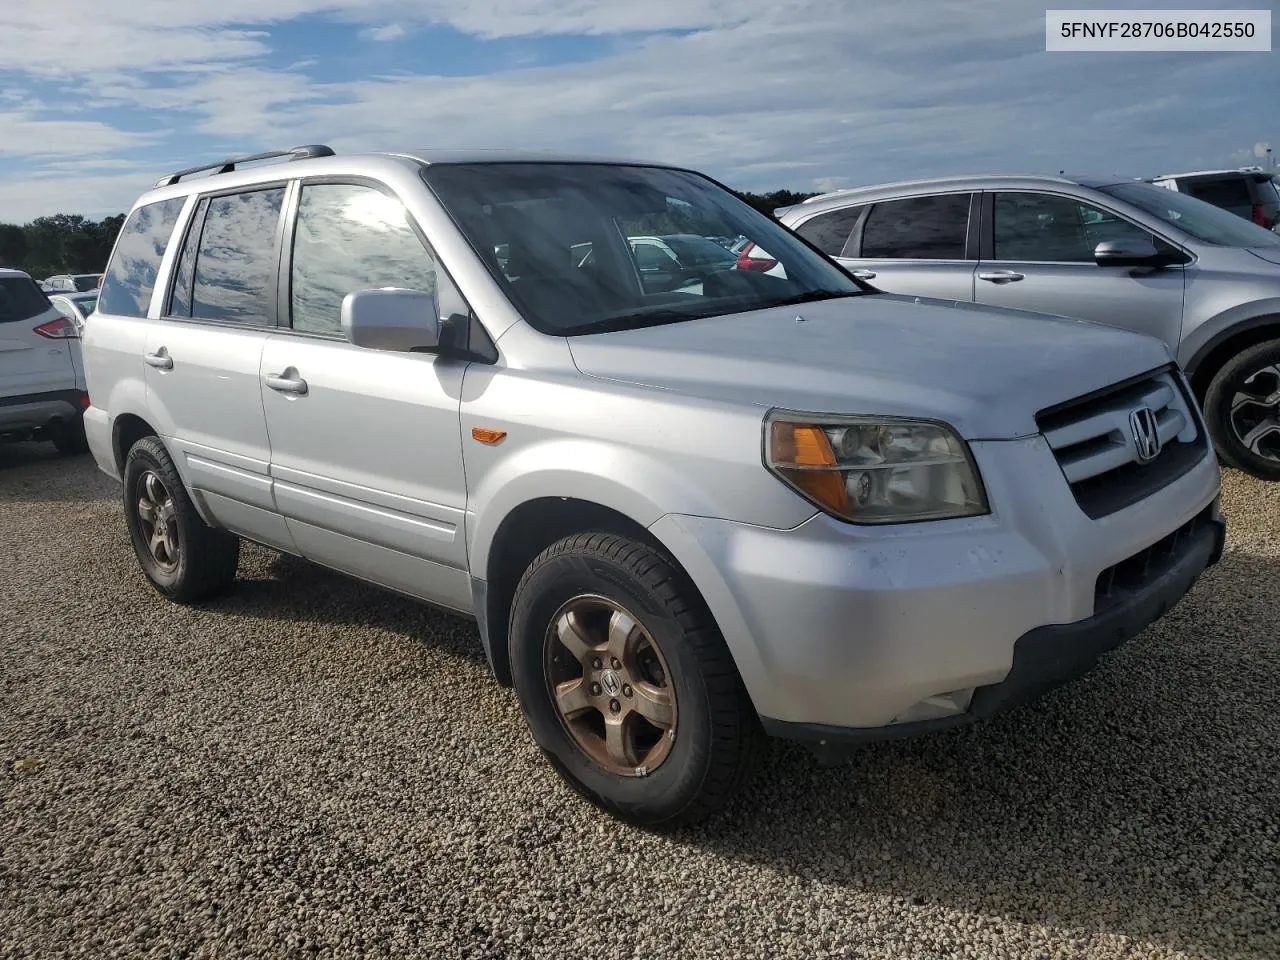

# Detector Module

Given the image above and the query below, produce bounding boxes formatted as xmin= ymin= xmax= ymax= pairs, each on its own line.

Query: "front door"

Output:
xmin=260 ymin=180 xmax=472 ymax=612
xmin=835 ymin=192 xmax=977 ymax=301
xmin=973 ymin=191 xmax=1186 ymax=350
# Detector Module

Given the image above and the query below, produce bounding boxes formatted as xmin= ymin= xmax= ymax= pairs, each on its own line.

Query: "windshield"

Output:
xmin=423 ymin=163 xmax=863 ymax=335
xmin=1100 ymin=181 xmax=1280 ymax=248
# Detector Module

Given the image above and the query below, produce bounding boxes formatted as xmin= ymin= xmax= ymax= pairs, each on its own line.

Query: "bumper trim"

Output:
xmin=761 ymin=511 xmax=1226 ymax=761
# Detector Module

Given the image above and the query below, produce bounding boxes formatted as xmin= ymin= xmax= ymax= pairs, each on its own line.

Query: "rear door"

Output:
xmin=835 ymin=193 xmax=977 ymax=300
xmin=146 ymin=184 xmax=293 ymax=550
xmin=0 ymin=275 xmax=75 ymax=399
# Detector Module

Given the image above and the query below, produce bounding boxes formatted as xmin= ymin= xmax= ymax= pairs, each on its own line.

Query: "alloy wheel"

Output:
xmin=544 ymin=595 xmax=678 ymax=777
xmin=136 ymin=470 xmax=180 ymax=572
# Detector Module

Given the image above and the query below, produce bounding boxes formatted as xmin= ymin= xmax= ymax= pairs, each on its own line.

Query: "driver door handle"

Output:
xmin=850 ymin=269 xmax=877 ymax=280
xmin=143 ymin=349 xmax=173 ymax=370
xmin=264 ymin=372 xmax=308 ymax=396
xmin=977 ymin=270 xmax=1025 ymax=284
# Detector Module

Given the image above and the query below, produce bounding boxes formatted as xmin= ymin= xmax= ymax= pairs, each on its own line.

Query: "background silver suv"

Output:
xmin=777 ymin=175 xmax=1280 ymax=480
xmin=83 ymin=148 xmax=1222 ymax=825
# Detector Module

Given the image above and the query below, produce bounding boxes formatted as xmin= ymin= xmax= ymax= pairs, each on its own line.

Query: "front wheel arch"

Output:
xmin=479 ymin=497 xmax=685 ymax=687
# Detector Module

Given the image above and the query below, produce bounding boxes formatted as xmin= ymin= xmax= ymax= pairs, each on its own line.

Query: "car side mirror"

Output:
xmin=341 ymin=288 xmax=440 ymax=352
xmin=1094 ymin=238 xmax=1165 ymax=268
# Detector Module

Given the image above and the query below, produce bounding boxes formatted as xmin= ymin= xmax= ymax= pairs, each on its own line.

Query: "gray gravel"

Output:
xmin=1 ymin=444 xmax=1277 ymax=960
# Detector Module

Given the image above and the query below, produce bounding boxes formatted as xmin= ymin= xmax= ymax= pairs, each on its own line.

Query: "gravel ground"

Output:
xmin=1 ymin=445 xmax=1277 ymax=960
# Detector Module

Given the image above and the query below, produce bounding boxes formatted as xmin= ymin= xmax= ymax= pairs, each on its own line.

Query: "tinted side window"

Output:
xmin=861 ymin=195 xmax=969 ymax=259
xmin=1186 ymin=178 xmax=1251 ymax=209
xmin=794 ymin=206 xmax=864 ymax=256
xmin=290 ymin=182 xmax=451 ymax=336
xmin=191 ymin=188 xmax=285 ymax=325
xmin=167 ymin=196 xmax=209 ymax=317
xmin=0 ymin=276 xmax=52 ymax=324
xmin=994 ymin=193 xmax=1151 ymax=262
xmin=97 ymin=197 xmax=185 ymax=318
xmin=632 ymin=242 xmax=676 ymax=270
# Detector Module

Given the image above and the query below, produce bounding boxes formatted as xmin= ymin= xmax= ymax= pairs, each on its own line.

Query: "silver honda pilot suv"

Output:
xmin=83 ymin=146 xmax=1224 ymax=826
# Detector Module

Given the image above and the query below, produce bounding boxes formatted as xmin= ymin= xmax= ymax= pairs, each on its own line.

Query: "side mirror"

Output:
xmin=341 ymin=288 xmax=440 ymax=352
xmin=1094 ymin=238 xmax=1165 ymax=268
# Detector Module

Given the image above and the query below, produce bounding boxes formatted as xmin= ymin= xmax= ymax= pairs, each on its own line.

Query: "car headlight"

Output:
xmin=764 ymin=412 xmax=989 ymax=524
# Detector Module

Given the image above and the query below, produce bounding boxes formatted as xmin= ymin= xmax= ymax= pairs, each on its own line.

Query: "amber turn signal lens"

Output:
xmin=471 ymin=426 xmax=507 ymax=445
xmin=769 ymin=422 xmax=849 ymax=515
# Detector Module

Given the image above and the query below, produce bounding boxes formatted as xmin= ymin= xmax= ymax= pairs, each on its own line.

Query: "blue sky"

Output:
xmin=0 ymin=0 xmax=1275 ymax=221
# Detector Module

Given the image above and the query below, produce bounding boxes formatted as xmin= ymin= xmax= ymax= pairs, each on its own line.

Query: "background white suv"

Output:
xmin=0 ymin=268 xmax=89 ymax=454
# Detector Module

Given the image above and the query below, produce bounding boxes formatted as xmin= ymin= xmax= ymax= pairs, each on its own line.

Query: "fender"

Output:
xmin=1180 ymin=297 xmax=1280 ymax=379
xmin=465 ymin=435 xmax=802 ymax=576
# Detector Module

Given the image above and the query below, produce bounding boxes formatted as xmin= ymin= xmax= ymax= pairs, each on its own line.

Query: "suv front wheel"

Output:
xmin=1204 ymin=338 xmax=1280 ymax=480
xmin=122 ymin=436 xmax=240 ymax=602
xmin=509 ymin=532 xmax=759 ymax=827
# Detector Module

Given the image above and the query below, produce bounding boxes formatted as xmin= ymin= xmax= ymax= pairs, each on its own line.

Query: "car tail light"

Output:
xmin=77 ymin=392 xmax=90 ymax=409
xmin=1252 ymin=204 xmax=1268 ymax=227
xmin=33 ymin=316 xmax=80 ymax=339
xmin=736 ymin=255 xmax=779 ymax=272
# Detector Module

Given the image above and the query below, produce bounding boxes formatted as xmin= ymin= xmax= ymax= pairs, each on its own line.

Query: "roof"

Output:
xmin=780 ymin=173 xmax=1139 ymax=219
xmin=0 ymin=267 xmax=31 ymax=278
xmin=392 ymin=147 xmax=677 ymax=168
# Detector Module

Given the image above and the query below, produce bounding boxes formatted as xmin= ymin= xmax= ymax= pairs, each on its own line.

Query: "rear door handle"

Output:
xmin=143 ymin=349 xmax=173 ymax=370
xmin=977 ymin=270 xmax=1025 ymax=284
xmin=264 ymin=372 xmax=308 ymax=396
xmin=850 ymin=269 xmax=877 ymax=280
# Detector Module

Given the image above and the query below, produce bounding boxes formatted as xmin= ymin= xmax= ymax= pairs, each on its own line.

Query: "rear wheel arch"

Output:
xmin=111 ymin=413 xmax=159 ymax=475
xmin=478 ymin=497 xmax=707 ymax=687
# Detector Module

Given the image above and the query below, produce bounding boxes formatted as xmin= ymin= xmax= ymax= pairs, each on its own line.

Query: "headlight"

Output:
xmin=764 ymin=412 xmax=989 ymax=524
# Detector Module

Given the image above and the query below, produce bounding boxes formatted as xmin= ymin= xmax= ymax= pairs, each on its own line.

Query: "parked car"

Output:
xmin=44 ymin=273 xmax=103 ymax=293
xmin=84 ymin=146 xmax=1223 ymax=826
xmin=777 ymin=174 xmax=1280 ymax=479
xmin=1147 ymin=168 xmax=1280 ymax=230
xmin=49 ymin=290 xmax=99 ymax=335
xmin=628 ymin=234 xmax=738 ymax=292
xmin=0 ymin=268 xmax=89 ymax=453
xmin=732 ymin=239 xmax=786 ymax=276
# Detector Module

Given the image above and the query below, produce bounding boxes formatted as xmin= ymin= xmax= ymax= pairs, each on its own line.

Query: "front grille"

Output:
xmin=1093 ymin=503 xmax=1215 ymax=614
xmin=1037 ymin=367 xmax=1208 ymax=520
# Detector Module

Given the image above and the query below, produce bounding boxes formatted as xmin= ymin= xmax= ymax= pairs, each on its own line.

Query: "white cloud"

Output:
xmin=0 ymin=112 xmax=154 ymax=157
xmin=361 ymin=23 xmax=407 ymax=41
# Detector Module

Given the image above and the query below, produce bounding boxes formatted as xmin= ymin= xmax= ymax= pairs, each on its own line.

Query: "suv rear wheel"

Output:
xmin=509 ymin=532 xmax=759 ymax=827
xmin=122 ymin=436 xmax=240 ymax=602
xmin=1204 ymin=339 xmax=1280 ymax=480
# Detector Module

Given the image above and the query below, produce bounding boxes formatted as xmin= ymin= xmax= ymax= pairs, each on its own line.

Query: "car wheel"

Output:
xmin=51 ymin=418 xmax=89 ymax=455
xmin=122 ymin=436 xmax=240 ymax=602
xmin=509 ymin=532 xmax=759 ymax=827
xmin=1204 ymin=338 xmax=1280 ymax=481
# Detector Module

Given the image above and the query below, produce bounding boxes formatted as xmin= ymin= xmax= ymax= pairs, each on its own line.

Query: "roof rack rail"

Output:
xmin=155 ymin=144 xmax=335 ymax=187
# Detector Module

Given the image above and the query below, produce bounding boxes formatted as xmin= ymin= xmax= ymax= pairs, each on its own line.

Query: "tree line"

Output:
xmin=0 ymin=189 xmax=816 ymax=281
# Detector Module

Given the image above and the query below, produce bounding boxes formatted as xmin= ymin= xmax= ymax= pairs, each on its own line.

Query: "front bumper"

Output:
xmin=649 ymin=433 xmax=1222 ymax=733
xmin=761 ymin=507 xmax=1224 ymax=759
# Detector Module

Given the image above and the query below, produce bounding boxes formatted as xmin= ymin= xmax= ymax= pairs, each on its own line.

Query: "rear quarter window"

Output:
xmin=0 ymin=276 xmax=52 ymax=324
xmin=97 ymin=197 xmax=186 ymax=318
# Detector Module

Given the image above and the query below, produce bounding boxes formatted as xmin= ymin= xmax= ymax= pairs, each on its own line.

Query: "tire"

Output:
xmin=122 ymin=435 xmax=240 ymax=602
xmin=509 ymin=532 xmax=760 ymax=827
xmin=51 ymin=418 xmax=89 ymax=455
xmin=1203 ymin=338 xmax=1280 ymax=481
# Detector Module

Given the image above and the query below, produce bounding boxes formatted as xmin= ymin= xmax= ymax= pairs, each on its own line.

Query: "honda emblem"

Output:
xmin=1129 ymin=407 xmax=1161 ymax=463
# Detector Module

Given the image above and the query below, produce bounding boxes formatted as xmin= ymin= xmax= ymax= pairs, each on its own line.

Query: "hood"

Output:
xmin=567 ymin=294 xmax=1174 ymax=440
xmin=1247 ymin=246 xmax=1280 ymax=267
